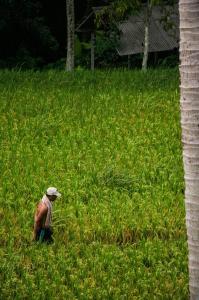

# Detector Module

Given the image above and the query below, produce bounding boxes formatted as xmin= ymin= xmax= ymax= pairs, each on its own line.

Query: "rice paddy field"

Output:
xmin=0 ymin=69 xmax=188 ymax=299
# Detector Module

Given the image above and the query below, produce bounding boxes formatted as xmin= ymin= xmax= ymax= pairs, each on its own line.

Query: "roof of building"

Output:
xmin=117 ymin=5 xmax=179 ymax=55
xmin=75 ymin=7 xmax=106 ymax=32
xmin=76 ymin=5 xmax=179 ymax=55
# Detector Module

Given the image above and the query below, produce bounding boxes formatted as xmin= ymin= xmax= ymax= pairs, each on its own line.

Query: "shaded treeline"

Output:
xmin=0 ymin=0 xmax=106 ymax=68
xmin=0 ymin=0 xmax=178 ymax=69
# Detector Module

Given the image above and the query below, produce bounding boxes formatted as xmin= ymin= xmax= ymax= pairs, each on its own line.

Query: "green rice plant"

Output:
xmin=0 ymin=68 xmax=188 ymax=299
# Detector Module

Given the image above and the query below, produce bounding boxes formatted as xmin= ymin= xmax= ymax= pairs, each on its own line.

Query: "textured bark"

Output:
xmin=128 ymin=55 xmax=131 ymax=69
xmin=66 ymin=0 xmax=75 ymax=71
xmin=142 ymin=2 xmax=151 ymax=71
xmin=179 ymin=0 xmax=199 ymax=298
xmin=91 ymin=32 xmax=95 ymax=71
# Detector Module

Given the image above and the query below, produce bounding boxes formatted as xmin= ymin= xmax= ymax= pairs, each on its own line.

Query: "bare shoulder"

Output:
xmin=37 ymin=202 xmax=48 ymax=214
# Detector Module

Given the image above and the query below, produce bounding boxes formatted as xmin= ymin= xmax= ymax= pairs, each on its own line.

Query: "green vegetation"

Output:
xmin=0 ymin=69 xmax=188 ymax=299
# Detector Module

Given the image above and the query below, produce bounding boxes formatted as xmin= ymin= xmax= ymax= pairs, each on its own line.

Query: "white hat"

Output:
xmin=46 ymin=187 xmax=61 ymax=197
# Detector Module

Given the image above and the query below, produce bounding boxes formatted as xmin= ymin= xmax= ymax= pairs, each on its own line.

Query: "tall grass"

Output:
xmin=0 ymin=68 xmax=188 ymax=299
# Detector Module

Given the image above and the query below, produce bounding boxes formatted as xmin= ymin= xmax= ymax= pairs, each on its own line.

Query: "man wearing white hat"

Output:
xmin=33 ymin=187 xmax=61 ymax=243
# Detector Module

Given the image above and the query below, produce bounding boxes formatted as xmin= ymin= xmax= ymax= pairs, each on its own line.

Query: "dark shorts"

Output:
xmin=36 ymin=228 xmax=53 ymax=243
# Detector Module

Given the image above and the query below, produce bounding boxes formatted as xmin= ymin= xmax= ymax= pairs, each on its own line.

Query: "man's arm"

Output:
xmin=33 ymin=204 xmax=48 ymax=240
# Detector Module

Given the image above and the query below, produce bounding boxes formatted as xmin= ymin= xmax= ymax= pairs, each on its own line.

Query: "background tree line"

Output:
xmin=0 ymin=0 xmax=177 ymax=69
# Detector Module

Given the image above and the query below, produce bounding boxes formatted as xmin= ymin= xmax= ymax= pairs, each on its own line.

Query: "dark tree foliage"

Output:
xmin=0 ymin=0 xmax=61 ymax=67
xmin=0 ymin=0 xmax=106 ymax=68
xmin=0 ymin=0 xmax=178 ymax=69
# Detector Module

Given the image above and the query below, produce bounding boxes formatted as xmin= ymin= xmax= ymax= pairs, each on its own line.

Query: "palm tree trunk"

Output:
xmin=142 ymin=2 xmax=151 ymax=71
xmin=91 ymin=32 xmax=95 ymax=71
xmin=179 ymin=0 xmax=199 ymax=298
xmin=66 ymin=0 xmax=75 ymax=71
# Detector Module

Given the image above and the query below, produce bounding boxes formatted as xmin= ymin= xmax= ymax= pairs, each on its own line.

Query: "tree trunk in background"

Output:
xmin=128 ymin=55 xmax=131 ymax=69
xmin=66 ymin=0 xmax=75 ymax=71
xmin=142 ymin=2 xmax=151 ymax=71
xmin=179 ymin=0 xmax=199 ymax=298
xmin=91 ymin=32 xmax=95 ymax=71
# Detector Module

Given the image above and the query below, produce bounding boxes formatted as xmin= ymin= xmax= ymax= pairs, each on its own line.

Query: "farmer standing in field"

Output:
xmin=33 ymin=187 xmax=61 ymax=243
